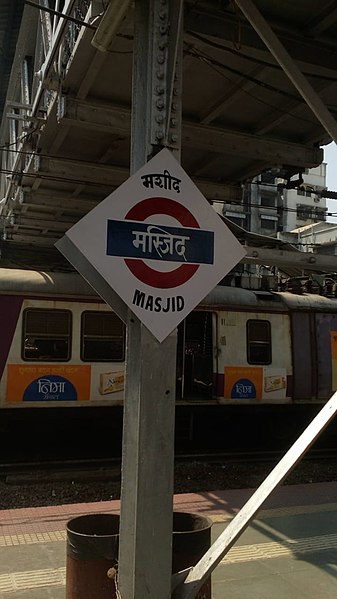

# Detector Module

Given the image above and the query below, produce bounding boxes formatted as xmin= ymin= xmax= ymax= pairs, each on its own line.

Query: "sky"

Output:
xmin=323 ymin=142 xmax=337 ymax=223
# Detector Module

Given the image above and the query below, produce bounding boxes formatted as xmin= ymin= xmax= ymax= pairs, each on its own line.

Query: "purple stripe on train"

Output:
xmin=0 ymin=296 xmax=23 ymax=380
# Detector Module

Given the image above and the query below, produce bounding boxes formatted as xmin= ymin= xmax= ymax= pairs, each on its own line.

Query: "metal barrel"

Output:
xmin=66 ymin=514 xmax=119 ymax=599
xmin=66 ymin=511 xmax=212 ymax=599
xmin=172 ymin=511 xmax=212 ymax=599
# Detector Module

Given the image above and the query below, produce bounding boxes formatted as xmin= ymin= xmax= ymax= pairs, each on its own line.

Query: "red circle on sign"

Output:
xmin=124 ymin=198 xmax=199 ymax=289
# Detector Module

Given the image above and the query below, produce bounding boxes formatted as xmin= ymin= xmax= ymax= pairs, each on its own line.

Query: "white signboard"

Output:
xmin=57 ymin=149 xmax=246 ymax=342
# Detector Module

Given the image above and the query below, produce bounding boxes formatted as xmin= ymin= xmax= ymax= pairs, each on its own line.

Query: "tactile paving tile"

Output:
xmin=0 ymin=567 xmax=66 ymax=593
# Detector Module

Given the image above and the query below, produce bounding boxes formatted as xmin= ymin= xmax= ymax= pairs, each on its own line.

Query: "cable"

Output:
xmin=0 ymin=159 xmax=335 ymax=203
xmin=0 ymin=164 xmax=335 ymax=205
xmin=0 ymin=150 xmax=323 ymax=192
xmin=185 ymin=43 xmax=337 ymax=125
xmin=0 ymin=172 xmax=332 ymax=218
xmin=185 ymin=45 xmax=303 ymax=102
xmin=0 ymin=166 xmax=113 ymax=189
xmin=187 ymin=31 xmax=337 ymax=83
xmin=184 ymin=46 xmax=320 ymax=128
xmin=0 ymin=126 xmax=40 ymax=151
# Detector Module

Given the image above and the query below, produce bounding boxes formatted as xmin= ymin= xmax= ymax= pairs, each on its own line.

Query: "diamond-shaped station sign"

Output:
xmin=56 ymin=149 xmax=246 ymax=342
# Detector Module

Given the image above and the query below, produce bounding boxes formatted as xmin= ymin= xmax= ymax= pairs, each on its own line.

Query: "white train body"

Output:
xmin=0 ymin=268 xmax=336 ymax=407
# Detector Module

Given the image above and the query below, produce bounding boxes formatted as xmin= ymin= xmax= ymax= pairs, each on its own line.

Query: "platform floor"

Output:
xmin=0 ymin=482 xmax=337 ymax=598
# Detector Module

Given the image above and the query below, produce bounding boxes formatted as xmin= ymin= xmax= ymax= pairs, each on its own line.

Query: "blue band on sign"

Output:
xmin=106 ymin=220 xmax=214 ymax=264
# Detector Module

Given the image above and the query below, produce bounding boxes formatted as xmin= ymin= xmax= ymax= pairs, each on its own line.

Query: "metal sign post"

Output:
xmin=117 ymin=2 xmax=182 ymax=598
xmin=56 ymin=2 xmax=183 ymax=595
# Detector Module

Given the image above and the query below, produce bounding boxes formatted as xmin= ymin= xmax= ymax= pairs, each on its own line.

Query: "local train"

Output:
xmin=0 ymin=267 xmax=336 ymax=408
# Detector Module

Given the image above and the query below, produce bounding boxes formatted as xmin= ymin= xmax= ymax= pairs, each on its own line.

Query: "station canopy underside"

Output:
xmin=1 ymin=0 xmax=337 ymax=273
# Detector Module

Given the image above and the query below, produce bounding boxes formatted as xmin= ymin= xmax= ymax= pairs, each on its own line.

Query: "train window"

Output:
xmin=246 ymin=319 xmax=271 ymax=365
xmin=81 ymin=311 xmax=125 ymax=362
xmin=22 ymin=309 xmax=72 ymax=361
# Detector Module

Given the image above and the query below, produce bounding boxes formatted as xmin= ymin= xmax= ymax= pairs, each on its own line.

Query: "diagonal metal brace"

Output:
xmin=173 ymin=391 xmax=337 ymax=599
xmin=234 ymin=0 xmax=337 ymax=144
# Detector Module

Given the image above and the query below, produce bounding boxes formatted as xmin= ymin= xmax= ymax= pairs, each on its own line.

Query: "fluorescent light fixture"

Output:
xmin=91 ymin=0 xmax=133 ymax=52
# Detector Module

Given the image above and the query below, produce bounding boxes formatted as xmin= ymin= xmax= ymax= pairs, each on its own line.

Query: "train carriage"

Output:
xmin=0 ymin=268 xmax=336 ymax=408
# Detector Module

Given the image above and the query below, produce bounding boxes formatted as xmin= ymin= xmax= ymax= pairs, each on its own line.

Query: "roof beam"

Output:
xmin=29 ymin=155 xmax=243 ymax=201
xmin=253 ymin=80 xmax=336 ymax=137
xmin=59 ymin=97 xmax=323 ymax=169
xmin=234 ymin=0 xmax=337 ymax=145
xmin=199 ymin=65 xmax=268 ymax=125
xmin=185 ymin=7 xmax=337 ymax=72
xmin=15 ymin=214 xmax=73 ymax=232
xmin=243 ymin=245 xmax=337 ymax=273
xmin=183 ymin=122 xmax=322 ymax=166
xmin=229 ymin=160 xmax=273 ymax=182
xmin=7 ymin=232 xmax=59 ymax=245
xmin=306 ymin=5 xmax=337 ymax=37
xmin=22 ymin=190 xmax=99 ymax=214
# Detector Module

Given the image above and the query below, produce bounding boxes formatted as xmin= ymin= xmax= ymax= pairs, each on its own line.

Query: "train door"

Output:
xmin=291 ymin=312 xmax=316 ymax=400
xmin=315 ymin=313 xmax=337 ymax=400
xmin=176 ymin=311 xmax=213 ymax=399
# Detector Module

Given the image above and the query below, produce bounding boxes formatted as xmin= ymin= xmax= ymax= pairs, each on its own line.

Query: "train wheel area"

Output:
xmin=0 ymin=482 xmax=337 ymax=598
xmin=1 ymin=403 xmax=337 ymax=464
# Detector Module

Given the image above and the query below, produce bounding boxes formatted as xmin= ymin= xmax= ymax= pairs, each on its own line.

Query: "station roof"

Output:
xmin=1 ymin=0 xmax=337 ymax=273
xmin=0 ymin=0 xmax=25 ymax=126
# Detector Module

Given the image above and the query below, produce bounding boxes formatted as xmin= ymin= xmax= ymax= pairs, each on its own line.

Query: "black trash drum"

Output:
xmin=66 ymin=514 xmax=119 ymax=599
xmin=66 ymin=511 xmax=212 ymax=599
xmin=172 ymin=511 xmax=212 ymax=599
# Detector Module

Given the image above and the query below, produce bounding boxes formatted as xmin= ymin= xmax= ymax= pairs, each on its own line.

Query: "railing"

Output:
xmin=0 ymin=0 xmax=94 ymax=239
xmin=61 ymin=0 xmax=91 ymax=77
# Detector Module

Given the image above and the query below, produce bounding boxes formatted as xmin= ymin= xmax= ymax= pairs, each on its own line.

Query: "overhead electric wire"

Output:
xmin=0 ymin=150 xmax=326 ymax=194
xmin=0 ymin=166 xmax=335 ymax=219
xmin=0 ymin=127 xmax=40 ymax=152
xmin=185 ymin=45 xmax=304 ymax=103
xmin=0 ymin=166 xmax=110 ymax=190
xmin=187 ymin=31 xmax=337 ymax=83
xmin=1 ymin=162 xmax=336 ymax=203
xmin=185 ymin=45 xmax=323 ymax=128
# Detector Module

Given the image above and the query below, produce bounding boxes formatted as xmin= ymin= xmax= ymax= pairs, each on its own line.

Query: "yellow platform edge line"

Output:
xmin=0 ymin=567 xmax=66 ymax=594
xmin=0 ymin=502 xmax=336 ymax=547
xmin=0 ymin=530 xmax=337 ymax=593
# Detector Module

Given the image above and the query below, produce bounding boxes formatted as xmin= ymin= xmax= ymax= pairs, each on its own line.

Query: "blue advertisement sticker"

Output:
xmin=23 ymin=375 xmax=78 ymax=401
xmin=231 ymin=378 xmax=257 ymax=399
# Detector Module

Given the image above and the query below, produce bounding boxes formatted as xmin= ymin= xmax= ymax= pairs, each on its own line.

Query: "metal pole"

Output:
xmin=117 ymin=1 xmax=183 ymax=598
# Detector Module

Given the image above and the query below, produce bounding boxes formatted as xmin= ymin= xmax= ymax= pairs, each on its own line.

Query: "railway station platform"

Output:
xmin=0 ymin=481 xmax=337 ymax=598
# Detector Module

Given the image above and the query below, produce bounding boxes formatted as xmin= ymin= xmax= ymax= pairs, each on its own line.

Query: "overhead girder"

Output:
xmin=234 ymin=0 xmax=337 ymax=145
xmin=22 ymin=190 xmax=98 ymax=215
xmin=253 ymin=79 xmax=337 ymax=139
xmin=58 ymin=97 xmax=323 ymax=170
xmin=6 ymin=231 xmax=59 ymax=245
xmin=305 ymin=4 xmax=337 ymax=37
xmin=185 ymin=6 xmax=337 ymax=72
xmin=14 ymin=214 xmax=73 ymax=232
xmin=199 ymin=64 xmax=269 ymax=125
xmin=29 ymin=155 xmax=244 ymax=201
xmin=242 ymin=245 xmax=337 ymax=272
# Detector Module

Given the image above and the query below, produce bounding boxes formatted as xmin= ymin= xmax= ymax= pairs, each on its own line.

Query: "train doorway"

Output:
xmin=176 ymin=311 xmax=213 ymax=400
